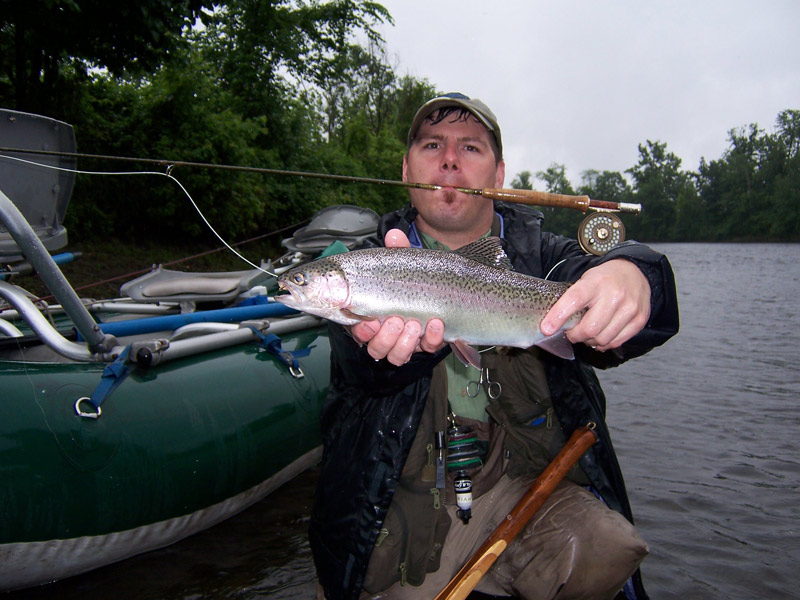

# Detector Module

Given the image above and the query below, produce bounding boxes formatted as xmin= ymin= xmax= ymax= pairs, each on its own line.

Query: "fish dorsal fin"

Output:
xmin=454 ymin=237 xmax=512 ymax=270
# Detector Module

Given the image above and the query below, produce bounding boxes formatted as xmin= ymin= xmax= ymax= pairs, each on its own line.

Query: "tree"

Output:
xmin=536 ymin=163 xmax=575 ymax=195
xmin=60 ymin=1 xmax=406 ymax=242
xmin=524 ymin=164 xmax=582 ymax=237
xmin=768 ymin=110 xmax=800 ymax=239
xmin=694 ymin=113 xmax=800 ymax=241
xmin=0 ymin=0 xmax=211 ymax=118
xmin=510 ymin=170 xmax=534 ymax=190
xmin=202 ymin=1 xmax=390 ymax=132
xmin=775 ymin=109 xmax=800 ymax=159
xmin=578 ymin=169 xmax=631 ymax=204
xmin=65 ymin=45 xmax=273 ymax=241
xmin=626 ymin=140 xmax=693 ymax=240
xmin=306 ymin=41 xmax=437 ymax=215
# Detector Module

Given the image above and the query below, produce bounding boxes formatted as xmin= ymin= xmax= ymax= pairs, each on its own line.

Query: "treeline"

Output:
xmin=513 ymin=113 xmax=800 ymax=242
xmin=2 ymin=1 xmax=798 ymax=245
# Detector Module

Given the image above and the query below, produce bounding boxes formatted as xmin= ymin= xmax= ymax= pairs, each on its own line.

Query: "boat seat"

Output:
xmin=120 ymin=264 xmax=273 ymax=304
xmin=282 ymin=204 xmax=379 ymax=253
xmin=0 ymin=109 xmax=76 ymax=263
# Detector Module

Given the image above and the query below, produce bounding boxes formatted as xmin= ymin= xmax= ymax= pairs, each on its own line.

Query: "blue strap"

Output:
xmin=88 ymin=346 xmax=134 ymax=410
xmin=249 ymin=328 xmax=311 ymax=373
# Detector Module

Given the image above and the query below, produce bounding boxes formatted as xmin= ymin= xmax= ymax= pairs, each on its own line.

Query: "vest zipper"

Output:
xmin=430 ymin=487 xmax=441 ymax=509
xmin=374 ymin=527 xmax=389 ymax=547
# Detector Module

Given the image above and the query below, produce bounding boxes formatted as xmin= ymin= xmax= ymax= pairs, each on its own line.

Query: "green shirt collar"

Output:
xmin=417 ymin=219 xmax=498 ymax=252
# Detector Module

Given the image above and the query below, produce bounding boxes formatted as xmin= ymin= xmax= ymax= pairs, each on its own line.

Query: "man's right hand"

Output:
xmin=351 ymin=229 xmax=446 ymax=366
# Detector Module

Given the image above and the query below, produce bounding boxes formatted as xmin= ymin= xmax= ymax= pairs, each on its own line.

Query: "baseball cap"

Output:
xmin=407 ymin=92 xmax=503 ymax=158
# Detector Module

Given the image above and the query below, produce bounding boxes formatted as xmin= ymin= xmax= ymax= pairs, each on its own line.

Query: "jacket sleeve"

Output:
xmin=545 ymin=236 xmax=680 ymax=368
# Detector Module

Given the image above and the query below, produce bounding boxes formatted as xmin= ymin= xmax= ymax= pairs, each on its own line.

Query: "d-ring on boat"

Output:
xmin=0 ymin=109 xmax=378 ymax=591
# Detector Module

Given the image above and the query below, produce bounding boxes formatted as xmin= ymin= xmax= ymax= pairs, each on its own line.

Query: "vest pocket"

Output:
xmin=484 ymin=348 xmax=590 ymax=484
xmin=362 ymin=482 xmax=451 ymax=592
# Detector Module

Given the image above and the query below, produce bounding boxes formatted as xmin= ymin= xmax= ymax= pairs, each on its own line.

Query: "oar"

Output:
xmin=433 ymin=424 xmax=599 ymax=600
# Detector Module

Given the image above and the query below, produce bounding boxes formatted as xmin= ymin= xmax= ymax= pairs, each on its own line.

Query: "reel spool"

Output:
xmin=578 ymin=212 xmax=626 ymax=256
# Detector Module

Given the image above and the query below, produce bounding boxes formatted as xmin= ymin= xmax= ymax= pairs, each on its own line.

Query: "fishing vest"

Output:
xmin=361 ymin=346 xmax=590 ymax=592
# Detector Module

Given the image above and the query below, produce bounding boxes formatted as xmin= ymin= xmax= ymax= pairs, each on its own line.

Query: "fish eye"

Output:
xmin=291 ymin=272 xmax=306 ymax=285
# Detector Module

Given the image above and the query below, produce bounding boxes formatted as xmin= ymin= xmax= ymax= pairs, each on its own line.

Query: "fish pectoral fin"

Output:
xmin=536 ymin=333 xmax=575 ymax=360
xmin=340 ymin=308 xmax=373 ymax=322
xmin=450 ymin=341 xmax=482 ymax=369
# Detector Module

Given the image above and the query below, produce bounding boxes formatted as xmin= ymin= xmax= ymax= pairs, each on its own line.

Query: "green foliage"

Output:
xmin=692 ymin=110 xmax=800 ymax=241
xmin=519 ymin=164 xmax=583 ymax=237
xmin=510 ymin=170 xmax=534 ymax=190
xmin=624 ymin=141 xmax=695 ymax=241
xmin=66 ymin=49 xmax=273 ymax=242
xmin=511 ymin=111 xmax=799 ymax=243
xmin=22 ymin=0 xmax=428 ymax=244
xmin=0 ymin=0 xmax=210 ymax=117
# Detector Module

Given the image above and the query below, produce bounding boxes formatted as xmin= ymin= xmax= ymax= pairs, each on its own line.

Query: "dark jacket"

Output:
xmin=310 ymin=202 xmax=679 ymax=600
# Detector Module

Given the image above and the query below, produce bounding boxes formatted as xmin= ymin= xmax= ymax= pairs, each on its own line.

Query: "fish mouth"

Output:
xmin=274 ymin=281 xmax=304 ymax=307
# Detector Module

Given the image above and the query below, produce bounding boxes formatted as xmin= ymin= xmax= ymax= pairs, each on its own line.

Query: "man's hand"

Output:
xmin=351 ymin=229 xmax=446 ymax=365
xmin=540 ymin=259 xmax=651 ymax=352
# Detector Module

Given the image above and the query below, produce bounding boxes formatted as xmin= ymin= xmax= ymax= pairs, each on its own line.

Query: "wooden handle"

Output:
xmin=481 ymin=188 xmax=591 ymax=211
xmin=434 ymin=424 xmax=599 ymax=600
xmin=480 ymin=189 xmax=642 ymax=214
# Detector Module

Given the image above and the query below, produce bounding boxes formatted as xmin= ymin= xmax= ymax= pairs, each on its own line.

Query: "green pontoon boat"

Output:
xmin=0 ymin=109 xmax=375 ymax=591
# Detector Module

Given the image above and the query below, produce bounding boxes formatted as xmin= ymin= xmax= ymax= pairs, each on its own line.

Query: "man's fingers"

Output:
xmin=351 ymin=320 xmax=380 ymax=345
xmin=355 ymin=317 xmax=444 ymax=364
xmin=541 ymin=285 xmax=585 ymax=337
xmin=385 ymin=229 xmax=410 ymax=248
xmin=592 ymin=305 xmax=649 ymax=349
xmin=386 ymin=320 xmax=423 ymax=365
xmin=419 ymin=318 xmax=445 ymax=353
xmin=366 ymin=316 xmax=404 ymax=361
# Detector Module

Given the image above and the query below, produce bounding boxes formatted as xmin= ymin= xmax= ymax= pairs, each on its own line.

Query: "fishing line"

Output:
xmin=0 ymin=153 xmax=278 ymax=277
xmin=0 ymin=146 xmax=440 ymax=193
xmin=544 ymin=259 xmax=567 ymax=281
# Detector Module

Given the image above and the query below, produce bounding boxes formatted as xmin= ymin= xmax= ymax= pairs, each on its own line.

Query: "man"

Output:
xmin=310 ymin=92 xmax=679 ymax=600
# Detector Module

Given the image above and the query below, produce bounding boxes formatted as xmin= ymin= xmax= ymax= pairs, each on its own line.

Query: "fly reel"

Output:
xmin=578 ymin=212 xmax=626 ymax=256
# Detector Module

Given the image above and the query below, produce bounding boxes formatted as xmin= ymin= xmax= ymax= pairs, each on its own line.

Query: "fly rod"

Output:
xmin=0 ymin=147 xmax=641 ymax=214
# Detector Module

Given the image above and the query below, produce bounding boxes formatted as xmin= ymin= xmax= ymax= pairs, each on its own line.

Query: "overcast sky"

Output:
xmin=372 ymin=0 xmax=799 ymax=187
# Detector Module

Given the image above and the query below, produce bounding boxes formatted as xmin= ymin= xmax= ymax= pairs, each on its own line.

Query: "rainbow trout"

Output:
xmin=275 ymin=237 xmax=581 ymax=366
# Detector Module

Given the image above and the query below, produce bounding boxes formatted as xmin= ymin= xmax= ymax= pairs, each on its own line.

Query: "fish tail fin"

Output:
xmin=450 ymin=341 xmax=482 ymax=369
xmin=536 ymin=332 xmax=575 ymax=360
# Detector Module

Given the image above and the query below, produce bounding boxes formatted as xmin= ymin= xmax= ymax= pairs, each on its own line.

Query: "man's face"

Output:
xmin=403 ymin=111 xmax=505 ymax=240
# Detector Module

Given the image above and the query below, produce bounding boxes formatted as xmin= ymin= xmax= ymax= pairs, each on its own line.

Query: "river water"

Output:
xmin=7 ymin=243 xmax=800 ymax=599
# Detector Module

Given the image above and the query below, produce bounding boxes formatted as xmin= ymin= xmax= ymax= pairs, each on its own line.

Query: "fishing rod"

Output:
xmin=0 ymin=146 xmax=641 ymax=214
xmin=1 ymin=146 xmax=637 ymax=255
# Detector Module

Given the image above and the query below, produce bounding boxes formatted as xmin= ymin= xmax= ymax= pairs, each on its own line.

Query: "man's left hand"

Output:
xmin=540 ymin=259 xmax=651 ymax=352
